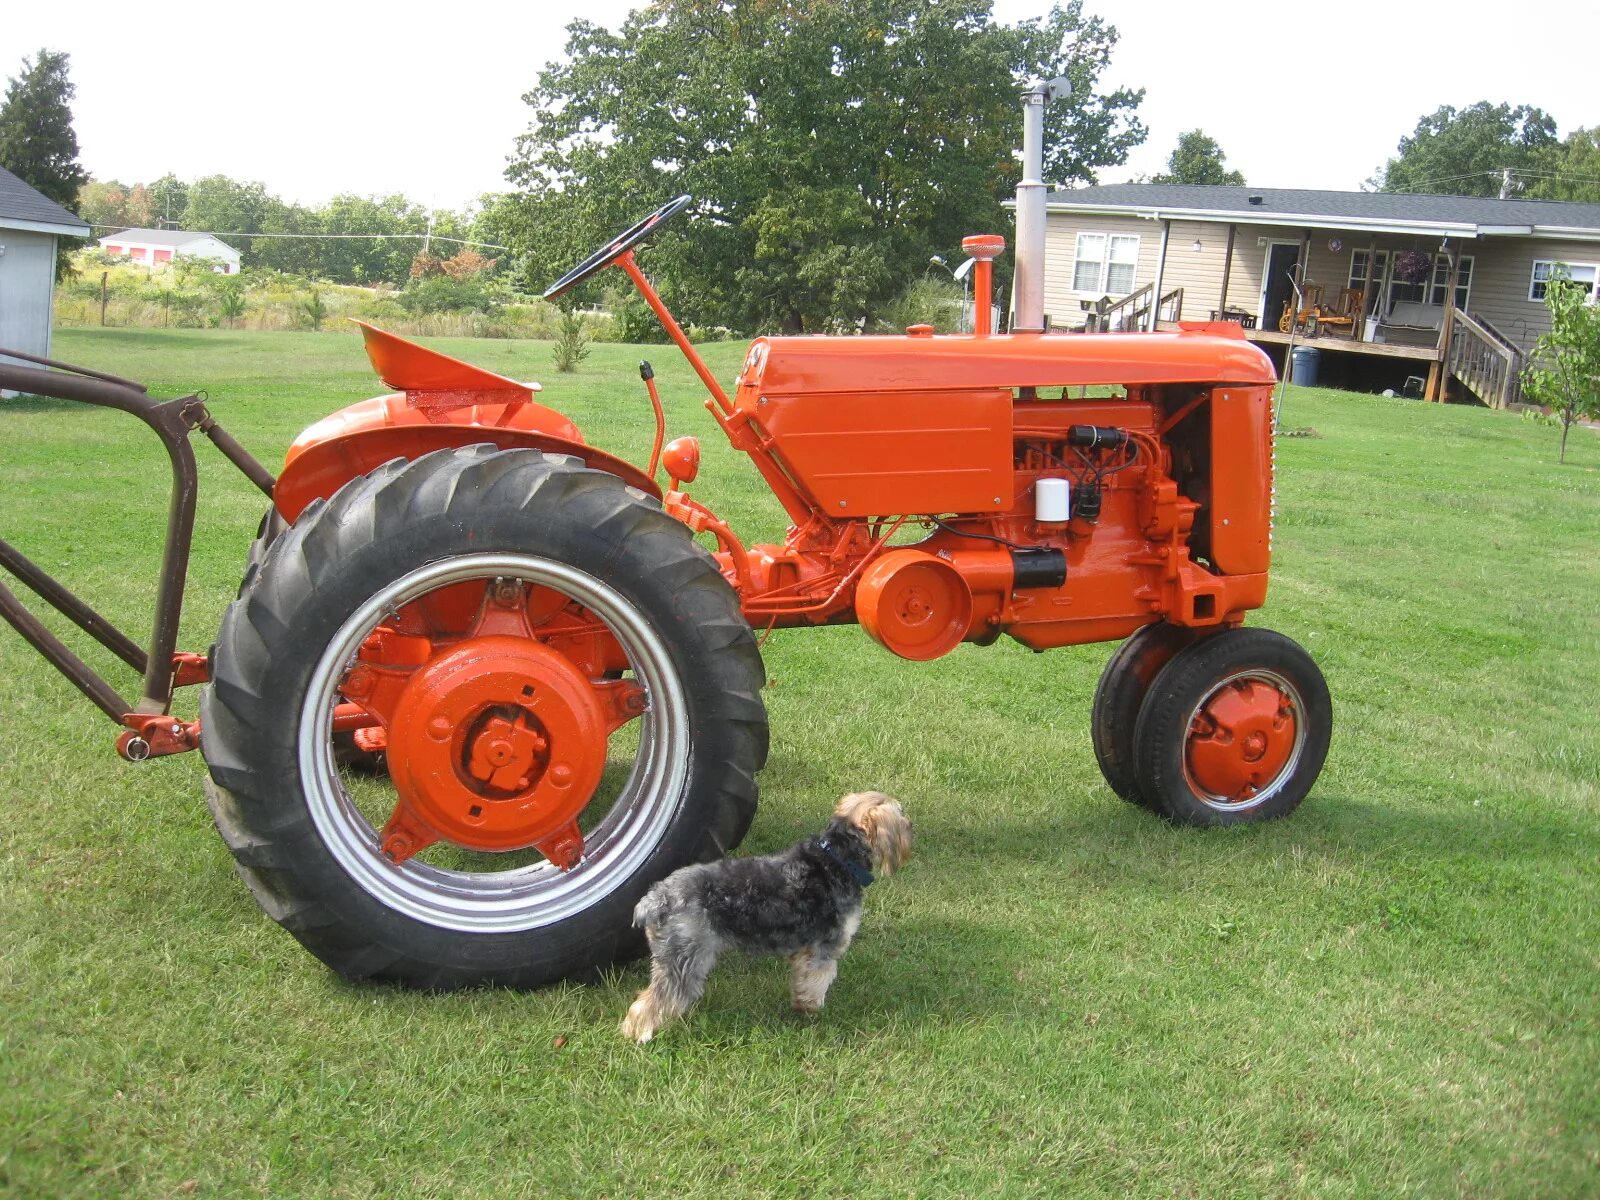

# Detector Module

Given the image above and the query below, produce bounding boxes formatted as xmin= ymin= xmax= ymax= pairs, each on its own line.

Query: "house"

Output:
xmin=98 ymin=228 xmax=242 ymax=275
xmin=0 ymin=164 xmax=91 ymax=367
xmin=1033 ymin=184 xmax=1600 ymax=406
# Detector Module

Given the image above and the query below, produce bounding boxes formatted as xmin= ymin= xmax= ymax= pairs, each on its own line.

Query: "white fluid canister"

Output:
xmin=1035 ymin=477 xmax=1071 ymax=523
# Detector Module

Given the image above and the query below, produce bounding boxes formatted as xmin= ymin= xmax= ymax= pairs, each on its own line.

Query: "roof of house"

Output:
xmin=98 ymin=227 xmax=239 ymax=250
xmin=1039 ymin=184 xmax=1600 ymax=240
xmin=0 ymin=164 xmax=90 ymax=236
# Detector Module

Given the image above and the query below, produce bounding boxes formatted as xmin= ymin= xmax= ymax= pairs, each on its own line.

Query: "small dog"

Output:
xmin=620 ymin=791 xmax=911 ymax=1043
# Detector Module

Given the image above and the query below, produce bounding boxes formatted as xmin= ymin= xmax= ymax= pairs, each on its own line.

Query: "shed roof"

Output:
xmin=0 ymin=165 xmax=90 ymax=236
xmin=1038 ymin=184 xmax=1600 ymax=240
xmin=98 ymin=227 xmax=238 ymax=250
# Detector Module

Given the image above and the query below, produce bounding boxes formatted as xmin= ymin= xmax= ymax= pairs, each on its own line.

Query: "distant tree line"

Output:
xmin=77 ymin=173 xmax=525 ymax=287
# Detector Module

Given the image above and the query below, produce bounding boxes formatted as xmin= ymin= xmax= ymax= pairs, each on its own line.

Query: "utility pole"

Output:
xmin=1500 ymin=167 xmax=1514 ymax=200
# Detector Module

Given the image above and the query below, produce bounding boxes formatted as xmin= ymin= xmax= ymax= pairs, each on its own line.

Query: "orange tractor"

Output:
xmin=0 ymin=98 xmax=1329 ymax=989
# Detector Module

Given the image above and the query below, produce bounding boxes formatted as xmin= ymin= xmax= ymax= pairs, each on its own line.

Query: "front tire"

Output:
xmin=1131 ymin=628 xmax=1330 ymax=826
xmin=201 ymin=446 xmax=768 ymax=988
xmin=1090 ymin=622 xmax=1196 ymax=806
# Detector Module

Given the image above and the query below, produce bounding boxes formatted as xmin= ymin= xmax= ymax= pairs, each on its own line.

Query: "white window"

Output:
xmin=1348 ymin=249 xmax=1387 ymax=293
xmin=1530 ymin=260 xmax=1599 ymax=302
xmin=1428 ymin=255 xmax=1472 ymax=308
xmin=1072 ymin=232 xmax=1139 ymax=295
xmin=1350 ymin=250 xmax=1472 ymax=309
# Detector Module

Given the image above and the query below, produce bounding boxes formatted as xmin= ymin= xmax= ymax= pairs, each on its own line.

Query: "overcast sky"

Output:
xmin=5 ymin=0 xmax=1596 ymax=216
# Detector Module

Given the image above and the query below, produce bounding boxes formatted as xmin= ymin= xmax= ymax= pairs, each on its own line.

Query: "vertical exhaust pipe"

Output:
xmin=1013 ymin=76 xmax=1071 ymax=334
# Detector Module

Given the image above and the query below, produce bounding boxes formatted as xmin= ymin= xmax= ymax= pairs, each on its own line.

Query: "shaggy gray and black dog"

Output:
xmin=620 ymin=791 xmax=911 ymax=1043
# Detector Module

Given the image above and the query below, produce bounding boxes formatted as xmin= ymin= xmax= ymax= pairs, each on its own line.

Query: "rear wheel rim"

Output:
xmin=1181 ymin=667 xmax=1306 ymax=812
xmin=297 ymin=553 xmax=690 ymax=933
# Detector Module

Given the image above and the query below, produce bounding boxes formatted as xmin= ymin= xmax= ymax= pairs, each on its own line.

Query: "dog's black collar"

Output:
xmin=818 ymin=837 xmax=874 ymax=888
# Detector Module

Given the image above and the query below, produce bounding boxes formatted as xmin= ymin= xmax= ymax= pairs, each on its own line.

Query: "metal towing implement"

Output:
xmin=1 ymin=100 xmax=1330 ymax=989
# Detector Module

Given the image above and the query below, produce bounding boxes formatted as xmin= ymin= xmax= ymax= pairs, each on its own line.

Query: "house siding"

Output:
xmin=0 ymin=228 xmax=59 ymax=364
xmin=1042 ymin=211 xmax=1158 ymax=326
xmin=1043 ymin=211 xmax=1600 ymax=353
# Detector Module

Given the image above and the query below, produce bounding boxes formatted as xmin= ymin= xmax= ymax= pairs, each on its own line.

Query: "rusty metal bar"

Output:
xmin=0 ymin=345 xmax=148 ymax=392
xmin=0 ymin=359 xmax=201 ymax=717
xmin=0 ymin=536 xmax=149 ymax=673
xmin=190 ymin=406 xmax=277 ymax=498
xmin=0 ymin=576 xmax=131 ymax=721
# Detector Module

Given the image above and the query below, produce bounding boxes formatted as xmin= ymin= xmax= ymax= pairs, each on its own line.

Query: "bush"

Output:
xmin=602 ymin=289 xmax=670 ymax=344
xmin=399 ymin=274 xmax=498 ymax=315
xmin=552 ymin=309 xmax=592 ymax=372
xmin=870 ymin=276 xmax=964 ymax=334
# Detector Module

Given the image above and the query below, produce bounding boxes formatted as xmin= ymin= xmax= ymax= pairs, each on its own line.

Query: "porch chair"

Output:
xmin=1277 ymin=283 xmax=1325 ymax=334
xmin=1313 ymin=287 xmax=1364 ymax=338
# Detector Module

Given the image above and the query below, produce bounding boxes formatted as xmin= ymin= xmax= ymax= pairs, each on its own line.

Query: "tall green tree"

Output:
xmin=1150 ymin=129 xmax=1244 ymax=186
xmin=507 ymin=0 xmax=1145 ymax=333
xmin=147 ymin=173 xmax=188 ymax=227
xmin=0 ymin=49 xmax=88 ymax=210
xmin=1526 ymin=128 xmax=1600 ymax=203
xmin=181 ymin=175 xmax=272 ymax=258
xmin=1522 ymin=272 xmax=1600 ymax=464
xmin=1372 ymin=102 xmax=1557 ymax=196
xmin=0 ymin=49 xmax=88 ymax=274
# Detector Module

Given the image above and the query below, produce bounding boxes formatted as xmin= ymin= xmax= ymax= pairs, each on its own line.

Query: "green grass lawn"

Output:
xmin=2 ymin=327 xmax=1597 ymax=1198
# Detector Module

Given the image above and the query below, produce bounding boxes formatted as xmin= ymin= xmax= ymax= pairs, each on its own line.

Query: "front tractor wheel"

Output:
xmin=1090 ymin=622 xmax=1197 ymax=807
xmin=201 ymin=446 xmax=768 ymax=989
xmin=1131 ymin=628 xmax=1331 ymax=826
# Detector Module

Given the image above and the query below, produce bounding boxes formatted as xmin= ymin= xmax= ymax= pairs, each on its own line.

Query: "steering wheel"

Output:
xmin=541 ymin=195 xmax=693 ymax=300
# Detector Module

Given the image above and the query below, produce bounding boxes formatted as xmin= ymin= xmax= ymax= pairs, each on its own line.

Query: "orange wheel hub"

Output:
xmin=381 ymin=635 xmax=608 ymax=868
xmin=1185 ymin=677 xmax=1297 ymax=803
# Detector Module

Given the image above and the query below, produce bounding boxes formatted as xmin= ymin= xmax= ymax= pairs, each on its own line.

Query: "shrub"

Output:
xmin=552 ymin=309 xmax=591 ymax=372
xmin=871 ymin=276 xmax=963 ymax=333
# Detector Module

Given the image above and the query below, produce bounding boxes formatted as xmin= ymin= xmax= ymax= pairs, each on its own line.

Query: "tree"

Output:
xmin=0 ymin=49 xmax=88 ymax=209
xmin=507 ymin=0 xmax=1145 ymax=334
xmin=182 ymin=175 xmax=272 ymax=259
xmin=1521 ymin=272 xmax=1600 ymax=464
xmin=147 ymin=173 xmax=188 ymax=228
xmin=1150 ymin=129 xmax=1244 ymax=185
xmin=77 ymin=178 xmax=158 ymax=232
xmin=0 ymin=49 xmax=88 ymax=275
xmin=1372 ymin=102 xmax=1557 ymax=196
xmin=1526 ymin=128 xmax=1600 ymax=204
xmin=77 ymin=179 xmax=130 ymax=231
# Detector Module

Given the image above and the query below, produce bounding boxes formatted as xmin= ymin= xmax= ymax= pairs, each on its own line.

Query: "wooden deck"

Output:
xmin=1244 ymin=328 xmax=1440 ymax=361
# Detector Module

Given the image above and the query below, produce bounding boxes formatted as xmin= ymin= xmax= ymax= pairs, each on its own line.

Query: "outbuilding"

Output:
xmin=0 ymin=164 xmax=90 ymax=366
xmin=98 ymin=228 xmax=241 ymax=275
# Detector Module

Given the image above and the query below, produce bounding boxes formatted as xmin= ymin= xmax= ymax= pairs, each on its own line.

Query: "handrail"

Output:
xmin=1087 ymin=282 xmax=1154 ymax=333
xmin=1465 ymin=309 xmax=1523 ymax=355
xmin=1446 ymin=306 xmax=1523 ymax=409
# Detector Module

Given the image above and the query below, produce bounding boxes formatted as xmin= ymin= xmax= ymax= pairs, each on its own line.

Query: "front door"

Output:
xmin=1260 ymin=243 xmax=1301 ymax=331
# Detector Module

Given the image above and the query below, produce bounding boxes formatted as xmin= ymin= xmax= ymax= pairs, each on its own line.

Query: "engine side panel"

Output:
xmin=744 ymin=387 xmax=1013 ymax=516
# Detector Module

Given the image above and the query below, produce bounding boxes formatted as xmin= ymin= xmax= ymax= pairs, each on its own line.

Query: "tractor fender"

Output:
xmin=274 ymin=394 xmax=660 ymax=522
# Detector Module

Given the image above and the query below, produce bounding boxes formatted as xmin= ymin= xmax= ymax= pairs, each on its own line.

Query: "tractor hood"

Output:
xmin=735 ymin=325 xmax=1276 ymax=395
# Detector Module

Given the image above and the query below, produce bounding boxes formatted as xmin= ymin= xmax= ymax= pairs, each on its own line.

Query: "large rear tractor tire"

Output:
xmin=1131 ymin=627 xmax=1330 ymax=826
xmin=201 ymin=446 xmax=768 ymax=989
xmin=1090 ymin=622 xmax=1197 ymax=807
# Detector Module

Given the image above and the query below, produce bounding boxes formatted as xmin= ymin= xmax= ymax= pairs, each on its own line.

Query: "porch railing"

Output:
xmin=1083 ymin=284 xmax=1184 ymax=333
xmin=1447 ymin=307 xmax=1524 ymax=409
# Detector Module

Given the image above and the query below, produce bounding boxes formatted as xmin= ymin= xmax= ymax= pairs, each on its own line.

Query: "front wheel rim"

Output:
xmin=1181 ymin=667 xmax=1306 ymax=811
xmin=298 ymin=553 xmax=691 ymax=934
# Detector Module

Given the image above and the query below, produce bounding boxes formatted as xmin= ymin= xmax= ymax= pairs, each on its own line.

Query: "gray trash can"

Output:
xmin=1290 ymin=346 xmax=1321 ymax=387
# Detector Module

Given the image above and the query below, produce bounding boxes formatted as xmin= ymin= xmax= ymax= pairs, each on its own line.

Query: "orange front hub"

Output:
xmin=380 ymin=635 xmax=610 ymax=869
xmin=1185 ymin=677 xmax=1297 ymax=803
